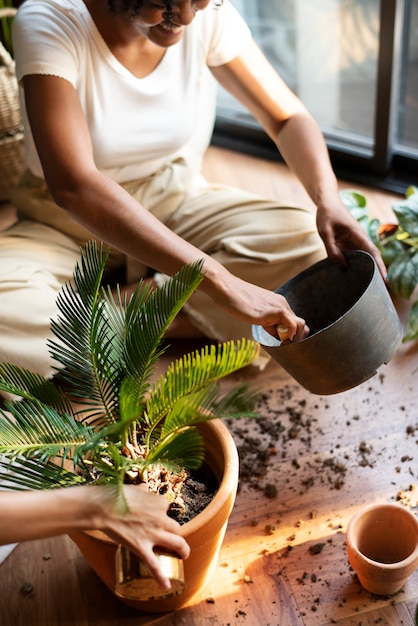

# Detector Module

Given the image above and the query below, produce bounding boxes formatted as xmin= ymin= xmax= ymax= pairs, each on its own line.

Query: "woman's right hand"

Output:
xmin=203 ymin=269 xmax=309 ymax=342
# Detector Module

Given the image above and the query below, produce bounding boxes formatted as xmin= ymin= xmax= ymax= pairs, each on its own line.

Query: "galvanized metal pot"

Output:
xmin=252 ymin=250 xmax=403 ymax=395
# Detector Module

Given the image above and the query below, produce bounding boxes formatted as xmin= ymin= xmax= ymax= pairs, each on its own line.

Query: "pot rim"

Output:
xmin=346 ymin=502 xmax=418 ymax=570
xmin=253 ymin=249 xmax=377 ymax=348
xmin=179 ymin=419 xmax=239 ymax=536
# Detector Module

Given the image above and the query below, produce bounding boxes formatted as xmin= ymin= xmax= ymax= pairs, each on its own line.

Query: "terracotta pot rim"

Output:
xmin=349 ymin=549 xmax=418 ymax=571
xmin=347 ymin=503 xmax=418 ymax=569
xmin=181 ymin=419 xmax=238 ymax=535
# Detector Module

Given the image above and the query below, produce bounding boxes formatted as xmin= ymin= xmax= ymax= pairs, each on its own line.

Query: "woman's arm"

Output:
xmin=211 ymin=39 xmax=386 ymax=278
xmin=20 ymin=73 xmax=309 ymax=341
xmin=22 ymin=75 xmax=207 ymax=278
xmin=0 ymin=485 xmax=190 ymax=589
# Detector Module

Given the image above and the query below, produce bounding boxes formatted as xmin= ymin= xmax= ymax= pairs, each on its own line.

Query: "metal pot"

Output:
xmin=252 ymin=250 xmax=403 ymax=395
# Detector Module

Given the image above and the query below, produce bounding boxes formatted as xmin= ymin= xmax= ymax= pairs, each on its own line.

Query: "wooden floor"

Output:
xmin=1 ymin=146 xmax=417 ymax=625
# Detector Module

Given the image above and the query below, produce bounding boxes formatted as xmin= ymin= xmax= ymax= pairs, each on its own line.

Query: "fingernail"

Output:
xmin=277 ymin=324 xmax=289 ymax=341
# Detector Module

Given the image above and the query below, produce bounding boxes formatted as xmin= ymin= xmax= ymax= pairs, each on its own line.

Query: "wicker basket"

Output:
xmin=0 ymin=7 xmax=25 ymax=203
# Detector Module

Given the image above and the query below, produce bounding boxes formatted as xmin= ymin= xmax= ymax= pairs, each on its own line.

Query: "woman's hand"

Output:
xmin=316 ymin=200 xmax=387 ymax=279
xmin=203 ymin=270 xmax=309 ymax=342
xmin=0 ymin=485 xmax=189 ymax=592
xmin=97 ymin=485 xmax=190 ymax=591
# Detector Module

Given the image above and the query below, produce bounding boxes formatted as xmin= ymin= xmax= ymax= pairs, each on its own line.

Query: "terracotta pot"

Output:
xmin=346 ymin=503 xmax=418 ymax=596
xmin=69 ymin=419 xmax=239 ymax=612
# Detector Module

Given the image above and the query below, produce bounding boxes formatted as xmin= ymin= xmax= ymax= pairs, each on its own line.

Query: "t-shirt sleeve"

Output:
xmin=205 ymin=0 xmax=252 ymax=67
xmin=12 ymin=1 xmax=80 ymax=87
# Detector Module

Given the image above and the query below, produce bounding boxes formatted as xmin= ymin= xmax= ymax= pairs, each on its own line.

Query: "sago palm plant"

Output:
xmin=0 ymin=241 xmax=260 ymax=513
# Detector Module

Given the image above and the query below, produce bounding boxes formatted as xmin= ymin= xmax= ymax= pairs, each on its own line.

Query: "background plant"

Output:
xmin=340 ymin=185 xmax=418 ymax=342
xmin=0 ymin=0 xmax=14 ymax=57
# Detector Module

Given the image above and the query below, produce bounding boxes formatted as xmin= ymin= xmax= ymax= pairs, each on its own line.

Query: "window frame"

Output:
xmin=212 ymin=0 xmax=416 ymax=195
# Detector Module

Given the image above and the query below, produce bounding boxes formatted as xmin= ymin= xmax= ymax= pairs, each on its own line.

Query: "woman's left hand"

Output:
xmin=316 ymin=200 xmax=387 ymax=279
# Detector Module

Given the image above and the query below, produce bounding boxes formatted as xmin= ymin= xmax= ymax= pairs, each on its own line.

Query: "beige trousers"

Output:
xmin=0 ymin=157 xmax=325 ymax=380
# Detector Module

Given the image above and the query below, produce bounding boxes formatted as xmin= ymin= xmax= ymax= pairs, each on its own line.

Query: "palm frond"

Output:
xmin=0 ymin=456 xmax=85 ymax=491
xmin=145 ymin=340 xmax=259 ymax=433
xmin=119 ymin=376 xmax=147 ymax=428
xmin=0 ymin=363 xmax=73 ymax=415
xmin=143 ymin=381 xmax=259 ymax=472
xmin=0 ymin=401 xmax=95 ymax=467
xmin=158 ymin=382 xmax=259 ymax=442
xmin=122 ymin=261 xmax=205 ymax=382
xmin=0 ymin=239 xmax=262 ymax=492
xmin=103 ymin=288 xmax=154 ymax=414
xmin=48 ymin=242 xmax=121 ymax=421
xmin=203 ymin=383 xmax=261 ymax=419
xmin=145 ymin=426 xmax=205 ymax=471
xmin=47 ymin=241 xmax=108 ymax=384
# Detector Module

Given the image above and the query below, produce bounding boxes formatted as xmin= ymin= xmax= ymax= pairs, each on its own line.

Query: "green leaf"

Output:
xmin=146 ymin=427 xmax=205 ymax=471
xmin=0 ymin=363 xmax=73 ymax=415
xmin=404 ymin=298 xmax=418 ymax=342
xmin=339 ymin=189 xmax=367 ymax=209
xmin=158 ymin=382 xmax=259 ymax=442
xmin=146 ymin=340 xmax=259 ymax=435
xmin=0 ymin=456 xmax=85 ymax=491
xmin=367 ymin=218 xmax=383 ymax=245
xmin=392 ymin=196 xmax=418 ymax=238
xmin=406 ymin=186 xmax=418 ymax=199
xmin=48 ymin=242 xmax=120 ymax=420
xmin=122 ymin=261 xmax=205 ymax=382
xmin=158 ymin=385 xmax=221 ymax=440
xmin=379 ymin=239 xmax=405 ymax=267
xmin=119 ymin=376 xmax=146 ymax=425
xmin=350 ymin=208 xmax=369 ymax=223
xmin=0 ymin=400 xmax=94 ymax=467
xmin=387 ymin=250 xmax=418 ymax=299
xmin=340 ymin=191 xmax=384 ymax=244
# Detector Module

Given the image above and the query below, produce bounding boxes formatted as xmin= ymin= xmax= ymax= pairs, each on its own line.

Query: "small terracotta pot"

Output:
xmin=69 ymin=419 xmax=239 ymax=612
xmin=346 ymin=503 xmax=418 ymax=596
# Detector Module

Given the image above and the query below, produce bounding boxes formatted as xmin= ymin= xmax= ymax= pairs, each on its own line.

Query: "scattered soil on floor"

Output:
xmin=225 ymin=380 xmax=417 ymax=501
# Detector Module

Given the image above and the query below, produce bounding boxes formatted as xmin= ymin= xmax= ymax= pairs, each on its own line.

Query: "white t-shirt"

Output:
xmin=12 ymin=0 xmax=251 ymax=182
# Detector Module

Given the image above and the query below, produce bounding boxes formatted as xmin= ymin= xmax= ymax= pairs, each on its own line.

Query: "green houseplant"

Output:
xmin=0 ymin=0 xmax=14 ymax=56
xmin=0 ymin=241 xmax=260 ymax=610
xmin=0 ymin=0 xmax=25 ymax=202
xmin=340 ymin=185 xmax=418 ymax=342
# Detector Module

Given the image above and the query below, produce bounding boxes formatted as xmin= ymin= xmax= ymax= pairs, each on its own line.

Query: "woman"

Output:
xmin=0 ymin=484 xmax=190 ymax=590
xmin=0 ymin=0 xmax=384 ymax=377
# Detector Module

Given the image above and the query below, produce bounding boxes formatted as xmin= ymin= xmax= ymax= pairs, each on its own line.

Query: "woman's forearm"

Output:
xmin=275 ymin=112 xmax=340 ymax=209
xmin=0 ymin=485 xmax=190 ymax=589
xmin=0 ymin=488 xmax=100 ymax=544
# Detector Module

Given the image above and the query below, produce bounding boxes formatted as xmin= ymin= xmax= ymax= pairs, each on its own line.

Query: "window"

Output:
xmin=396 ymin=0 xmax=418 ymax=152
xmin=214 ymin=0 xmax=417 ymax=193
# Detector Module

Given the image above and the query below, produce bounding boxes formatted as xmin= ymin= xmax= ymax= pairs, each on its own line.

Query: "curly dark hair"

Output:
xmin=108 ymin=0 xmax=224 ymax=18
